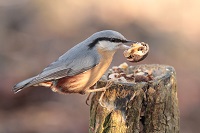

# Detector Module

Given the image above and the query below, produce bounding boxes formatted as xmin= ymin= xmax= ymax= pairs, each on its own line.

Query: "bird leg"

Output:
xmin=98 ymin=80 xmax=113 ymax=107
xmin=85 ymin=84 xmax=96 ymax=106
xmin=85 ymin=80 xmax=113 ymax=107
xmin=85 ymin=93 xmax=92 ymax=106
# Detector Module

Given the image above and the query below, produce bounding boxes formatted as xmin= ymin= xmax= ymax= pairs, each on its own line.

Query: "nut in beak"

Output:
xmin=123 ymin=42 xmax=149 ymax=62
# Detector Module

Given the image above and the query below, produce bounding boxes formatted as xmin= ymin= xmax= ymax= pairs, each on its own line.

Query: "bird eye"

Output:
xmin=110 ymin=38 xmax=115 ymax=42
xmin=111 ymin=38 xmax=120 ymax=42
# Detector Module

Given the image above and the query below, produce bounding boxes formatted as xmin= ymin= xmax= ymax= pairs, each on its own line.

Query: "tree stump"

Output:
xmin=89 ymin=64 xmax=179 ymax=133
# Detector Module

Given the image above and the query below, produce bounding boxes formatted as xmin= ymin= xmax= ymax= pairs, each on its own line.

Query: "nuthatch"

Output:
xmin=13 ymin=30 xmax=134 ymax=95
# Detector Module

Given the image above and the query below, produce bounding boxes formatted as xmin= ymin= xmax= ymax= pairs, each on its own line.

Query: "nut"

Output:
xmin=107 ymin=63 xmax=154 ymax=83
xmin=119 ymin=62 xmax=128 ymax=70
xmin=124 ymin=42 xmax=149 ymax=62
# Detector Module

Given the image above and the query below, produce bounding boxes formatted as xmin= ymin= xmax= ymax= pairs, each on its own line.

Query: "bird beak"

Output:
xmin=125 ymin=40 xmax=137 ymax=44
xmin=120 ymin=40 xmax=137 ymax=50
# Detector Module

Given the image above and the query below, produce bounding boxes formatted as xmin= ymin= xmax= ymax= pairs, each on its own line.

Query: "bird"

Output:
xmin=13 ymin=30 xmax=134 ymax=96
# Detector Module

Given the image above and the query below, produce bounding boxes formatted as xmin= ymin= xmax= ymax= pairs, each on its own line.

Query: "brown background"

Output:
xmin=0 ymin=0 xmax=199 ymax=133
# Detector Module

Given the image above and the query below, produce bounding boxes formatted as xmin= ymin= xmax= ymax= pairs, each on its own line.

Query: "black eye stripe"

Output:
xmin=109 ymin=38 xmax=127 ymax=43
xmin=88 ymin=37 xmax=128 ymax=49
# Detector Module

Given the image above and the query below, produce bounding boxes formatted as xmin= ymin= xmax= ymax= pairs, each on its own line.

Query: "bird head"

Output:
xmin=87 ymin=30 xmax=135 ymax=52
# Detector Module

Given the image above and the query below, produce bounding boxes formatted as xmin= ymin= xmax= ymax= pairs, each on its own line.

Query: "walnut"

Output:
xmin=124 ymin=42 xmax=149 ymax=62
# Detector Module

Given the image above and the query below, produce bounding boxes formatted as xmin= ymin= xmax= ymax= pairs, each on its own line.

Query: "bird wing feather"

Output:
xmin=13 ymin=43 xmax=100 ymax=92
xmin=30 ymin=44 xmax=100 ymax=85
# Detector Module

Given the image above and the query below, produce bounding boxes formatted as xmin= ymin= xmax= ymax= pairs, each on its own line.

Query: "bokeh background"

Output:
xmin=0 ymin=0 xmax=200 ymax=133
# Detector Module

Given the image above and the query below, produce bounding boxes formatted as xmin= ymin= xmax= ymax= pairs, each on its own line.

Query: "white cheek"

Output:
xmin=97 ymin=41 xmax=119 ymax=51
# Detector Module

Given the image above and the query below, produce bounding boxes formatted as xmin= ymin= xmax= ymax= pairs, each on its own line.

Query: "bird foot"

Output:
xmin=85 ymin=81 xmax=113 ymax=107
xmin=86 ymin=92 xmax=92 ymax=106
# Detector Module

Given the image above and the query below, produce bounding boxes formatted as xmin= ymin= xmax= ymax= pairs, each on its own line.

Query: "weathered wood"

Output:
xmin=89 ymin=64 xmax=179 ymax=133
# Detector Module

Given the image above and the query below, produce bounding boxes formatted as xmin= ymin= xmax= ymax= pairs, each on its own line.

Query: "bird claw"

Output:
xmin=105 ymin=80 xmax=113 ymax=88
xmin=98 ymin=80 xmax=114 ymax=107
xmin=85 ymin=81 xmax=113 ymax=107
xmin=99 ymin=91 xmax=106 ymax=107
xmin=85 ymin=93 xmax=92 ymax=106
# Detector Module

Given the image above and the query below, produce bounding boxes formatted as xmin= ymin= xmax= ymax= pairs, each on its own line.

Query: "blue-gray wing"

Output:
xmin=28 ymin=44 xmax=100 ymax=85
xmin=13 ymin=43 xmax=100 ymax=92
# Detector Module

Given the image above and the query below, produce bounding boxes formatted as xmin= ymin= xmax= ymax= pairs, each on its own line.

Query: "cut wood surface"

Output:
xmin=90 ymin=64 xmax=179 ymax=133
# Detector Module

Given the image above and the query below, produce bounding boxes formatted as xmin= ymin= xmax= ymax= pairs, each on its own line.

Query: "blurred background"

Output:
xmin=0 ymin=0 xmax=199 ymax=133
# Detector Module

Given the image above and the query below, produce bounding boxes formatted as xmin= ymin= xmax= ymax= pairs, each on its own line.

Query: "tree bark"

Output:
xmin=89 ymin=64 xmax=179 ymax=133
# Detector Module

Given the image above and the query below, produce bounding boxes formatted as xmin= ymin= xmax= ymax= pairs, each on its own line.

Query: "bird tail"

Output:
xmin=13 ymin=76 xmax=37 ymax=93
